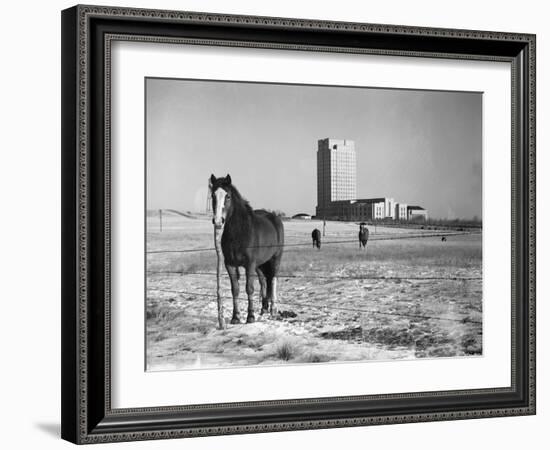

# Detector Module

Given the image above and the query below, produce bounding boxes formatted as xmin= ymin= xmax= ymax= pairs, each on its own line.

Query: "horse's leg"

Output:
xmin=257 ymin=267 xmax=269 ymax=315
xmin=265 ymin=276 xmax=273 ymax=315
xmin=267 ymin=257 xmax=281 ymax=317
xmin=245 ymin=265 xmax=256 ymax=323
xmin=270 ymin=276 xmax=279 ymax=317
xmin=226 ymin=264 xmax=241 ymax=324
xmin=260 ymin=265 xmax=276 ymax=319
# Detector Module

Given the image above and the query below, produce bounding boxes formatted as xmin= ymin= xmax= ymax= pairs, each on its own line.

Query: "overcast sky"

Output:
xmin=146 ymin=78 xmax=482 ymax=220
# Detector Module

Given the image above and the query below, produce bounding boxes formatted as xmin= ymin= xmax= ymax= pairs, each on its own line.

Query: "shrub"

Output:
xmin=275 ymin=340 xmax=295 ymax=361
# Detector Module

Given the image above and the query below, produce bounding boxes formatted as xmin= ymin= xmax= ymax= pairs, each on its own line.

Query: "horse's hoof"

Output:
xmin=230 ymin=316 xmax=241 ymax=325
xmin=246 ymin=315 xmax=255 ymax=324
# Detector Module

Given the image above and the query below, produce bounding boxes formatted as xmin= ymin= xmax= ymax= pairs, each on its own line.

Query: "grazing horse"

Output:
xmin=311 ymin=228 xmax=321 ymax=249
xmin=358 ymin=224 xmax=369 ymax=250
xmin=210 ymin=174 xmax=284 ymax=324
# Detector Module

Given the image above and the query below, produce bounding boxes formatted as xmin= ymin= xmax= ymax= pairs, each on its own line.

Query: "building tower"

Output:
xmin=316 ymin=138 xmax=357 ymax=217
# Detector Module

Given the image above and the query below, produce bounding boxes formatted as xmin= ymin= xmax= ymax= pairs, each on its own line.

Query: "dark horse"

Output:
xmin=210 ymin=174 xmax=284 ymax=324
xmin=359 ymin=223 xmax=369 ymax=250
xmin=311 ymin=228 xmax=321 ymax=249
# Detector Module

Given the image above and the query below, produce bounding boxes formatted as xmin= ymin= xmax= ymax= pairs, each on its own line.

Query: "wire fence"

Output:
xmin=146 ymin=230 xmax=478 ymax=255
xmin=146 ymin=228 xmax=482 ymax=327
xmin=146 ymin=270 xmax=481 ymax=281
xmin=147 ymin=287 xmax=481 ymax=325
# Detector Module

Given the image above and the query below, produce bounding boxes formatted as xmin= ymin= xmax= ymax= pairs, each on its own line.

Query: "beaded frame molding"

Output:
xmin=61 ymin=4 xmax=536 ymax=444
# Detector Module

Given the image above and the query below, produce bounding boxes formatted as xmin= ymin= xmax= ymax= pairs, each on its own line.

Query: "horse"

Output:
xmin=311 ymin=228 xmax=321 ymax=250
xmin=358 ymin=224 xmax=369 ymax=250
xmin=210 ymin=174 xmax=284 ymax=324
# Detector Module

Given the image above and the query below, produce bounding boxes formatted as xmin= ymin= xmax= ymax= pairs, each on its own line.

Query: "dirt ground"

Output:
xmin=146 ymin=212 xmax=482 ymax=371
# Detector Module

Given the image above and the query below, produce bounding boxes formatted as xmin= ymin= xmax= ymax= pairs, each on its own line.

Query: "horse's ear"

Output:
xmin=226 ymin=174 xmax=232 ymax=185
xmin=210 ymin=174 xmax=216 ymax=187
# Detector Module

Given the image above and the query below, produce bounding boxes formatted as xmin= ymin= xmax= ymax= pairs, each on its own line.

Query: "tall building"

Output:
xmin=314 ymin=137 xmax=427 ymax=221
xmin=316 ymin=138 xmax=356 ymax=217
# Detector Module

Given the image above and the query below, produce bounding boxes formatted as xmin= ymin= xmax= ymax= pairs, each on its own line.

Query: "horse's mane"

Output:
xmin=226 ymin=184 xmax=254 ymax=217
xmin=220 ymin=183 xmax=257 ymax=249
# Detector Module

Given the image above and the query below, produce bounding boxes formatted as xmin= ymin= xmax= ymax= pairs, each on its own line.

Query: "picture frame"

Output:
xmin=61 ymin=4 xmax=536 ymax=444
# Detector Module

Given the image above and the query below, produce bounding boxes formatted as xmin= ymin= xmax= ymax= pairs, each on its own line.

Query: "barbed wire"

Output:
xmin=147 ymin=287 xmax=481 ymax=325
xmin=146 ymin=231 xmax=478 ymax=255
xmin=145 ymin=229 xmax=481 ymax=326
xmin=146 ymin=270 xmax=481 ymax=281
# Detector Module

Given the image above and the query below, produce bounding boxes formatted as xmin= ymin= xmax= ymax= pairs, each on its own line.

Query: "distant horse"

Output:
xmin=359 ymin=224 xmax=369 ymax=250
xmin=311 ymin=228 xmax=321 ymax=249
xmin=210 ymin=174 xmax=284 ymax=324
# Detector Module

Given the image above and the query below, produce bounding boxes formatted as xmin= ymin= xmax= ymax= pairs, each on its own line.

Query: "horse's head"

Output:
xmin=210 ymin=174 xmax=233 ymax=229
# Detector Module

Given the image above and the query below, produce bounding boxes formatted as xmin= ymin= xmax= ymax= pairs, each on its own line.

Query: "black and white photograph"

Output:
xmin=145 ymin=78 xmax=483 ymax=371
xmin=1 ymin=0 xmax=543 ymax=447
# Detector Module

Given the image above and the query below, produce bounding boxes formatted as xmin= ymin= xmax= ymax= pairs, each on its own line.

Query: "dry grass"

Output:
xmin=274 ymin=340 xmax=296 ymax=361
xmin=145 ymin=215 xmax=482 ymax=370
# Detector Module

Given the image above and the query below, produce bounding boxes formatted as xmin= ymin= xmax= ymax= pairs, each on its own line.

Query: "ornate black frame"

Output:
xmin=61 ymin=4 xmax=536 ymax=444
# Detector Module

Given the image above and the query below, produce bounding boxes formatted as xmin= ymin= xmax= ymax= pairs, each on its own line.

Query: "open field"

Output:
xmin=146 ymin=212 xmax=482 ymax=371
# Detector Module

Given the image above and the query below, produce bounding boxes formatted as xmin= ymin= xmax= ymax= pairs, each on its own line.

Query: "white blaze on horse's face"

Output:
xmin=213 ymin=187 xmax=228 ymax=229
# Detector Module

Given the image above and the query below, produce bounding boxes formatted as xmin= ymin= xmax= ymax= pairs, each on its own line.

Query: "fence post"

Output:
xmin=214 ymin=227 xmax=226 ymax=329
xmin=159 ymin=209 xmax=162 ymax=232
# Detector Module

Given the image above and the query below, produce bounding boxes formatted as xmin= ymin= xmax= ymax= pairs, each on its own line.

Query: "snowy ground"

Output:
xmin=146 ymin=213 xmax=482 ymax=371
